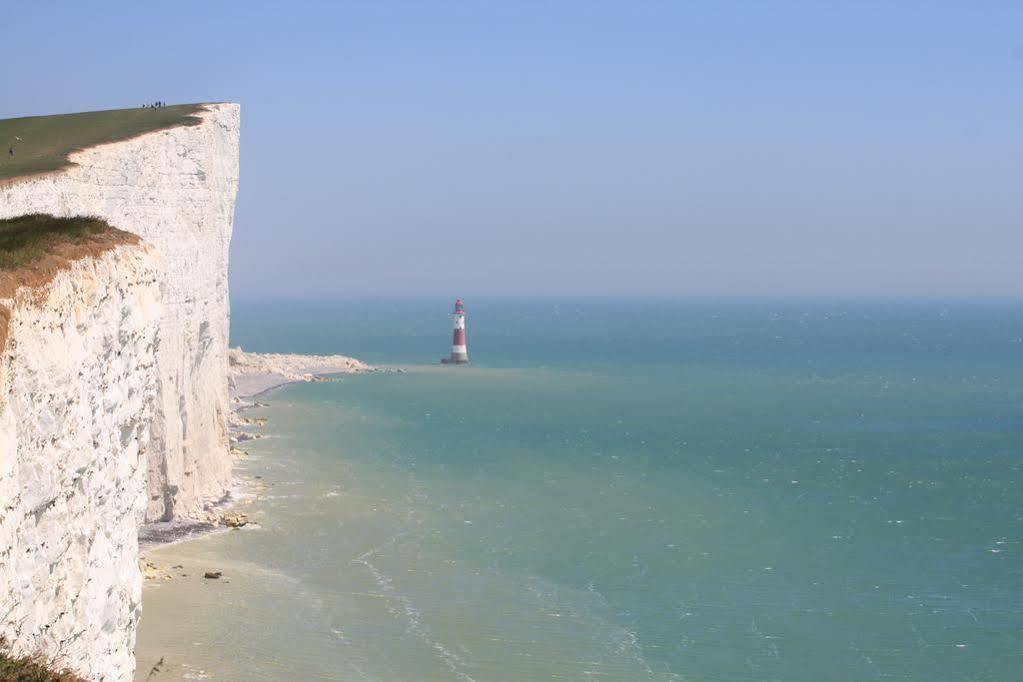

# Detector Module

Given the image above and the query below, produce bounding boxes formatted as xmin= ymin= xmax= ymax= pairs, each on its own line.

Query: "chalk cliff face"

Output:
xmin=0 ymin=104 xmax=239 ymax=679
xmin=0 ymin=244 xmax=162 ymax=680
xmin=0 ymin=104 xmax=240 ymax=521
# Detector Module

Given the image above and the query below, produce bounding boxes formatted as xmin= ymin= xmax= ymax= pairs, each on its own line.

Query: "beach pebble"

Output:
xmin=222 ymin=512 xmax=248 ymax=528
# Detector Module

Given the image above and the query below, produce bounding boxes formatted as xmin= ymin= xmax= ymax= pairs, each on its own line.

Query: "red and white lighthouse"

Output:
xmin=441 ymin=299 xmax=469 ymax=364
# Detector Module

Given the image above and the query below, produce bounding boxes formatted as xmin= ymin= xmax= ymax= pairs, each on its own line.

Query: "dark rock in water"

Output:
xmin=138 ymin=520 xmax=218 ymax=549
xmin=204 ymin=571 xmax=223 ymax=579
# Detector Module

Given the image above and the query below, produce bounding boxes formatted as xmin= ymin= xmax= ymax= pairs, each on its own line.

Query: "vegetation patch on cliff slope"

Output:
xmin=0 ymin=104 xmax=204 ymax=182
xmin=0 ymin=214 xmax=139 ymax=350
xmin=0 ymin=641 xmax=85 ymax=682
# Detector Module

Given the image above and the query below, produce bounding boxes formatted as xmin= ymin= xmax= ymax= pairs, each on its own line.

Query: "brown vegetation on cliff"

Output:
xmin=0 ymin=214 xmax=138 ymax=352
xmin=0 ymin=640 xmax=85 ymax=681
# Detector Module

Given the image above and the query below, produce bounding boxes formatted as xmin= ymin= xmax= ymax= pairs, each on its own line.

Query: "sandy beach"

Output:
xmin=134 ymin=349 xmax=378 ymax=679
xmin=137 ymin=348 xmax=376 ymax=548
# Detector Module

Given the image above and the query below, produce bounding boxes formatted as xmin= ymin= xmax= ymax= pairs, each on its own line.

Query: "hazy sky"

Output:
xmin=2 ymin=2 xmax=1020 ymax=298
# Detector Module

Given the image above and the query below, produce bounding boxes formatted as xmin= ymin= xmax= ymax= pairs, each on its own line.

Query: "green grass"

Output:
xmin=0 ymin=215 xmax=120 ymax=271
xmin=0 ymin=104 xmax=204 ymax=182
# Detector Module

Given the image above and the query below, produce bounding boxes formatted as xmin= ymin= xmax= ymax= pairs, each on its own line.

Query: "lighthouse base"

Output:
xmin=441 ymin=355 xmax=469 ymax=365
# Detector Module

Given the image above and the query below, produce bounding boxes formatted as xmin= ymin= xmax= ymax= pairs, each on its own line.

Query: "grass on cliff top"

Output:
xmin=0 ymin=103 xmax=205 ymax=182
xmin=0 ymin=215 xmax=121 ymax=271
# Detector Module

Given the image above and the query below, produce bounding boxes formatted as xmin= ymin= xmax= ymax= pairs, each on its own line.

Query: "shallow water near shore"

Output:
xmin=136 ymin=299 xmax=1023 ymax=680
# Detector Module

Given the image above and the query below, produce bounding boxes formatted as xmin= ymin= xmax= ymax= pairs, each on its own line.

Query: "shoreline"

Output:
xmin=134 ymin=348 xmax=384 ymax=678
xmin=138 ymin=347 xmax=378 ymax=553
xmin=228 ymin=347 xmax=378 ymax=400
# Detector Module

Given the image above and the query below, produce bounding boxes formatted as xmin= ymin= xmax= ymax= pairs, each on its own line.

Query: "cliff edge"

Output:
xmin=0 ymin=103 xmax=240 ymax=522
xmin=0 ymin=104 xmax=240 ymax=680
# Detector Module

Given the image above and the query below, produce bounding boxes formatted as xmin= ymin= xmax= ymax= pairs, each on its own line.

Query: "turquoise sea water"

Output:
xmin=141 ymin=300 xmax=1023 ymax=680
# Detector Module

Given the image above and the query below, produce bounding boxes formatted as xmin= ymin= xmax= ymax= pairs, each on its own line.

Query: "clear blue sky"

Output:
xmin=3 ymin=1 xmax=1021 ymax=298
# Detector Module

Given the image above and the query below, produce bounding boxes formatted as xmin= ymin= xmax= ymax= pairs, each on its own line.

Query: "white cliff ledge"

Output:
xmin=0 ymin=104 xmax=240 ymax=681
xmin=229 ymin=347 xmax=375 ymax=399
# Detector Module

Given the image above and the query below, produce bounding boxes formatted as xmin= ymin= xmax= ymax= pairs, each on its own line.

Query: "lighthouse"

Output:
xmin=441 ymin=299 xmax=469 ymax=364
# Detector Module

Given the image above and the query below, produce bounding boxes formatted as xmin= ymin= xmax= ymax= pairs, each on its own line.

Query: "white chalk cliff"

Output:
xmin=0 ymin=244 xmax=162 ymax=680
xmin=0 ymin=103 xmax=240 ymax=522
xmin=0 ymin=104 xmax=240 ymax=680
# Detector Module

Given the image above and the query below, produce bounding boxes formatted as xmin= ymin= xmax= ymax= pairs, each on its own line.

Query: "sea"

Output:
xmin=134 ymin=298 xmax=1023 ymax=681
